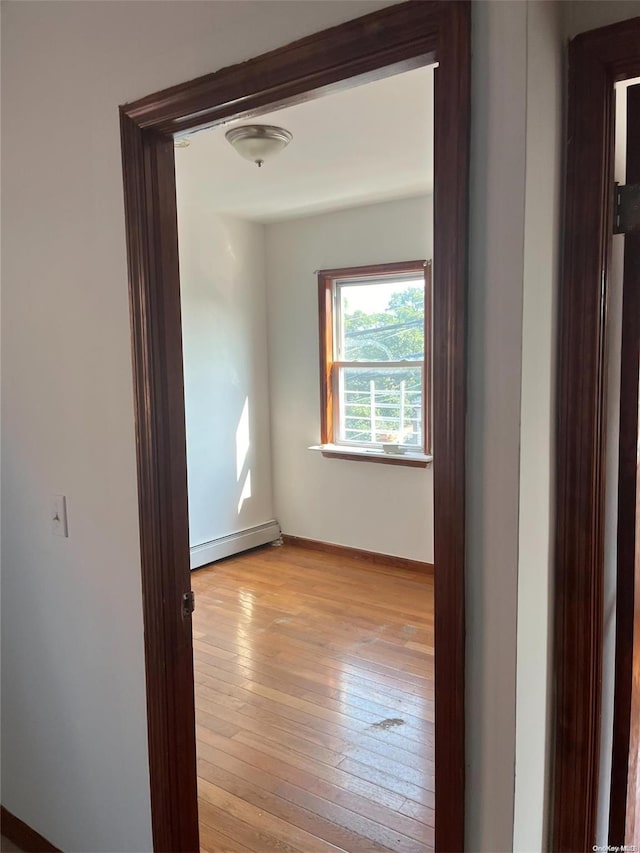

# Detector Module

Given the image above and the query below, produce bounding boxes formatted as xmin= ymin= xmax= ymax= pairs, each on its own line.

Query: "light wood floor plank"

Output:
xmin=192 ymin=543 xmax=434 ymax=852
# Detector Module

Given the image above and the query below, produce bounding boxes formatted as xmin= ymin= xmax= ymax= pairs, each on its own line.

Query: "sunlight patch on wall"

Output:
xmin=236 ymin=397 xmax=251 ymax=479
xmin=237 ymin=470 xmax=252 ymax=514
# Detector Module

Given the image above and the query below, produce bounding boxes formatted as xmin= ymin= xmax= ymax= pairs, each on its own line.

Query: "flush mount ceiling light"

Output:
xmin=225 ymin=124 xmax=293 ymax=167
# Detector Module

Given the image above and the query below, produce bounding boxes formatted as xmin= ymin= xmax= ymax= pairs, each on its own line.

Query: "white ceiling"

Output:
xmin=175 ymin=65 xmax=434 ymax=223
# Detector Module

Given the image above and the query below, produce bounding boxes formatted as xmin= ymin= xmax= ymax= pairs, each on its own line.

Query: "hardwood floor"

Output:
xmin=191 ymin=542 xmax=434 ymax=853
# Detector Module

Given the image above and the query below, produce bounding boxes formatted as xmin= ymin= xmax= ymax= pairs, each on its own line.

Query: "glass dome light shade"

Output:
xmin=225 ymin=125 xmax=293 ymax=167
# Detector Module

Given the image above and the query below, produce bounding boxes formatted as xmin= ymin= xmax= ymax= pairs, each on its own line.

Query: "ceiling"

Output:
xmin=175 ymin=64 xmax=434 ymax=223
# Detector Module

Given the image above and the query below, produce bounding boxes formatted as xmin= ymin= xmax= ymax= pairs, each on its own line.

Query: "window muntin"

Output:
xmin=318 ymin=261 xmax=431 ymax=454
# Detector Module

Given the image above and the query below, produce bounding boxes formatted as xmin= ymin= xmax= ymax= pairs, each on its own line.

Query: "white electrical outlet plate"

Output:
xmin=51 ymin=495 xmax=69 ymax=537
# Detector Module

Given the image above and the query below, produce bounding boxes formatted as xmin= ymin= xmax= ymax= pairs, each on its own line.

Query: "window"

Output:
xmin=318 ymin=260 xmax=431 ymax=456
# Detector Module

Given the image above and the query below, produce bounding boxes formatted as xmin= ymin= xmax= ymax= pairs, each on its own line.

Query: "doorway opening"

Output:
xmin=176 ymin=65 xmax=436 ymax=851
xmin=119 ymin=3 xmax=469 ymax=850
xmin=551 ymin=16 xmax=640 ymax=851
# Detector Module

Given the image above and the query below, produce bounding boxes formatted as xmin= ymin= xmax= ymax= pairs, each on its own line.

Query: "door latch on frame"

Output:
xmin=614 ymin=182 xmax=640 ymax=234
xmin=181 ymin=590 xmax=195 ymax=619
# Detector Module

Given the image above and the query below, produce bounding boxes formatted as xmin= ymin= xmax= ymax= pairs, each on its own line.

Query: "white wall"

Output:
xmin=175 ymin=165 xmax=275 ymax=549
xmin=466 ymin=3 xmax=527 ymax=848
xmin=265 ymin=195 xmax=433 ymax=563
xmin=0 ymin=2 xmax=402 ymax=850
xmin=7 ymin=1 xmax=640 ymax=851
xmin=513 ymin=2 xmax=562 ymax=850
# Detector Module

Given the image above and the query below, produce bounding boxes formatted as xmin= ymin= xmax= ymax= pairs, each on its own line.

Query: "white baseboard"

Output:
xmin=190 ymin=520 xmax=281 ymax=570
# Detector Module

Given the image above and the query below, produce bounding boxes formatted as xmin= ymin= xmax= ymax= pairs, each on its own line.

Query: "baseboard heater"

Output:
xmin=190 ymin=520 xmax=281 ymax=570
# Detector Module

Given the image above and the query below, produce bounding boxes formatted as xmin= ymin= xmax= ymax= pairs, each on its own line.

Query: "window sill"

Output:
xmin=308 ymin=444 xmax=433 ymax=468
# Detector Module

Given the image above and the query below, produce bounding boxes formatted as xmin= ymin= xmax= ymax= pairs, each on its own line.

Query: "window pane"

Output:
xmin=339 ymin=277 xmax=424 ymax=362
xmin=338 ymin=366 xmax=422 ymax=446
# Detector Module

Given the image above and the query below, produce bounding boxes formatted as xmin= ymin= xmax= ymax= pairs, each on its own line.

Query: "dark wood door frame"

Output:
xmin=119 ymin=3 xmax=470 ymax=851
xmin=552 ymin=16 xmax=640 ymax=852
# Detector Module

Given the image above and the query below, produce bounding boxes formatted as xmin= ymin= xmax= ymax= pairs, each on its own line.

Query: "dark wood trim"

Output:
xmin=123 ymin=6 xmax=440 ymax=136
xmin=317 ymin=260 xmax=430 ymax=280
xmin=431 ymin=9 xmax=468 ymax=848
xmin=317 ymin=259 xmax=430 ymax=452
xmin=281 ymin=534 xmax=434 ymax=574
xmin=552 ymin=16 xmax=640 ymax=853
xmin=119 ymin=3 xmax=469 ymax=850
xmin=609 ymin=81 xmax=640 ymax=847
xmin=1 ymin=806 xmax=60 ymax=853
xmin=119 ymin=116 xmax=199 ymax=853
